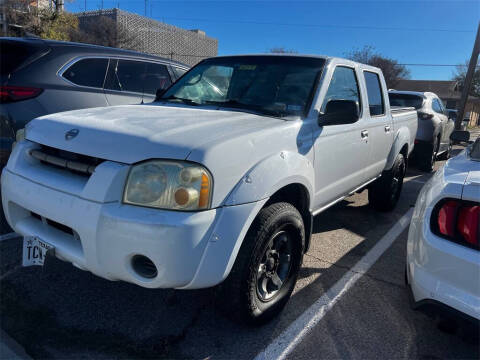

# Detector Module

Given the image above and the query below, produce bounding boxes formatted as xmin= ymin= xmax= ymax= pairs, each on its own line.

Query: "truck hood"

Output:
xmin=26 ymin=104 xmax=286 ymax=164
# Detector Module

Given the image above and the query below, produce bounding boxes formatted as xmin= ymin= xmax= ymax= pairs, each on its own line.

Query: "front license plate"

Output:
xmin=22 ymin=236 xmax=55 ymax=267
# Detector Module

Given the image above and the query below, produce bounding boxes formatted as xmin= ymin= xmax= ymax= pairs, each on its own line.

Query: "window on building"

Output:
xmin=62 ymin=58 xmax=109 ymax=88
xmin=143 ymin=63 xmax=172 ymax=95
xmin=322 ymin=66 xmax=361 ymax=114
xmin=363 ymin=71 xmax=385 ymax=116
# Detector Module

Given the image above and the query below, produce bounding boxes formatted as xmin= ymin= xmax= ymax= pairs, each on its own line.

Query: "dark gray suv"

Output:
xmin=0 ymin=37 xmax=189 ymax=165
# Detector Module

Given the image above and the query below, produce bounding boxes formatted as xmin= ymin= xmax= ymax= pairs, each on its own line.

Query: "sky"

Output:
xmin=66 ymin=0 xmax=480 ymax=81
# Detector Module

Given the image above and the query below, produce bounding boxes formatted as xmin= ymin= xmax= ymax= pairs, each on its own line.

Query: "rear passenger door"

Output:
xmin=141 ymin=62 xmax=173 ymax=104
xmin=56 ymin=57 xmax=110 ymax=112
xmin=103 ymin=59 xmax=146 ymax=105
xmin=362 ymin=70 xmax=393 ymax=179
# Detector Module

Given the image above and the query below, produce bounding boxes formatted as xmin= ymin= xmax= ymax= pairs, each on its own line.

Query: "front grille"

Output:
xmin=30 ymin=145 xmax=104 ymax=176
xmin=31 ymin=211 xmax=74 ymax=236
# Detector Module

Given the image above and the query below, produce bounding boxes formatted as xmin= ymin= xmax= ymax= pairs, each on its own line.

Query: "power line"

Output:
xmin=154 ymin=16 xmax=475 ymax=34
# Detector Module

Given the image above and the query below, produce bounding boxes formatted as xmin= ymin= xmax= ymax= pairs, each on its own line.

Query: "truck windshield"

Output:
xmin=160 ymin=56 xmax=325 ymax=117
xmin=388 ymin=93 xmax=424 ymax=109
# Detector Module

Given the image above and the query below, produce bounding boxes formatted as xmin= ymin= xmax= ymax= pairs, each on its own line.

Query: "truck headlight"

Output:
xmin=123 ymin=160 xmax=213 ymax=211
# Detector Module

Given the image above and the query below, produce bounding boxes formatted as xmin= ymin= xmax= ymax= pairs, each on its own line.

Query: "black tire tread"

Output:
xmin=369 ymin=153 xmax=405 ymax=212
xmin=217 ymin=202 xmax=304 ymax=325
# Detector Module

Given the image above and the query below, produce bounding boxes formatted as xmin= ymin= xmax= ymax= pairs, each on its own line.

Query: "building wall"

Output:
xmin=78 ymin=9 xmax=218 ymax=66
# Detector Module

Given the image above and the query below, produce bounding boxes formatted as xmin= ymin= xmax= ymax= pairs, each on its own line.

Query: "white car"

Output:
xmin=2 ymin=55 xmax=417 ymax=323
xmin=407 ymin=131 xmax=479 ymax=321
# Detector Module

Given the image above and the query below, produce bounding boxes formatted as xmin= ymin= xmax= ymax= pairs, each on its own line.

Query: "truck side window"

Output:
xmin=322 ymin=66 xmax=361 ymax=114
xmin=363 ymin=71 xmax=385 ymax=116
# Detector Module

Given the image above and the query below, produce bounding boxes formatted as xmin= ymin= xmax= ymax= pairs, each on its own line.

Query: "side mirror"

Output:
xmin=450 ymin=130 xmax=470 ymax=143
xmin=319 ymin=100 xmax=359 ymax=126
xmin=155 ymin=88 xmax=166 ymax=102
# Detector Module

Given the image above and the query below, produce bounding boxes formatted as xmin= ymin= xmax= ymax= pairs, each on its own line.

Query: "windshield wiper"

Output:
xmin=161 ymin=95 xmax=200 ymax=106
xmin=204 ymin=100 xmax=284 ymax=118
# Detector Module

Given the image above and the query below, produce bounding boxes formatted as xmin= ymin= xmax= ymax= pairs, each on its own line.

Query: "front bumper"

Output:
xmin=1 ymin=142 xmax=267 ymax=289
xmin=407 ymin=204 xmax=480 ymax=320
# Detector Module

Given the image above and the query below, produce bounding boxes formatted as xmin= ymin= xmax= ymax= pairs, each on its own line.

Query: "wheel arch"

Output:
xmin=385 ymin=127 xmax=411 ymax=170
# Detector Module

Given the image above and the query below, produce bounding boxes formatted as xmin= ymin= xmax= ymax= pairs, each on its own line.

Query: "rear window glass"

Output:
xmin=62 ymin=58 xmax=108 ymax=88
xmin=388 ymin=93 xmax=424 ymax=109
xmin=0 ymin=40 xmax=47 ymax=75
xmin=143 ymin=62 xmax=172 ymax=94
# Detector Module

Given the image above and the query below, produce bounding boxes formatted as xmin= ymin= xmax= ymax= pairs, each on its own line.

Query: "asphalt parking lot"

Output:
xmin=0 ymin=141 xmax=479 ymax=359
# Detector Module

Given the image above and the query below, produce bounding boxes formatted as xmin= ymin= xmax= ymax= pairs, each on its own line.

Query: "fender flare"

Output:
xmin=385 ymin=127 xmax=410 ymax=170
xmin=224 ymin=150 xmax=315 ymax=209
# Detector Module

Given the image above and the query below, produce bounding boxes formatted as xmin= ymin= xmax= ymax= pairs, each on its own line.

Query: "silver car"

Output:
xmin=0 ymin=37 xmax=189 ymax=166
xmin=389 ymin=90 xmax=455 ymax=172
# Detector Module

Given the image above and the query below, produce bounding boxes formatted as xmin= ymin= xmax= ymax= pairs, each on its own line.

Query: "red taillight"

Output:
xmin=418 ymin=112 xmax=434 ymax=120
xmin=457 ymin=206 xmax=479 ymax=246
xmin=433 ymin=199 xmax=480 ymax=249
xmin=437 ymin=200 xmax=459 ymax=237
xmin=0 ymin=85 xmax=43 ymax=103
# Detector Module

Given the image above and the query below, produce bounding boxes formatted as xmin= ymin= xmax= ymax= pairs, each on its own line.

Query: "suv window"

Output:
xmin=105 ymin=59 xmax=146 ymax=93
xmin=364 ymin=71 xmax=385 ymax=116
xmin=62 ymin=58 xmax=108 ymax=88
xmin=432 ymin=98 xmax=443 ymax=113
xmin=322 ymin=66 xmax=361 ymax=113
xmin=172 ymin=67 xmax=187 ymax=79
xmin=143 ymin=63 xmax=172 ymax=95
xmin=388 ymin=93 xmax=424 ymax=109
xmin=0 ymin=40 xmax=49 ymax=75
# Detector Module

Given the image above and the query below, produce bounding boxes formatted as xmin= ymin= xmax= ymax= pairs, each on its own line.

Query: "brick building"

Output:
xmin=77 ymin=8 xmax=218 ymax=66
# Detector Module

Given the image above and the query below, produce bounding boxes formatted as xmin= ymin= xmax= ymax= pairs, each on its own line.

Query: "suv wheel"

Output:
xmin=438 ymin=140 xmax=453 ymax=160
xmin=368 ymin=153 xmax=406 ymax=211
xmin=418 ymin=137 xmax=439 ymax=172
xmin=218 ymin=202 xmax=304 ymax=325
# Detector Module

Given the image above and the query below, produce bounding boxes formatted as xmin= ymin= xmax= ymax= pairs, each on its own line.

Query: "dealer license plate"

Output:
xmin=22 ymin=236 xmax=55 ymax=267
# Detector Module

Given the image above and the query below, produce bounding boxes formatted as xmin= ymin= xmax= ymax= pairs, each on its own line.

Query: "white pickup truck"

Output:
xmin=2 ymin=55 xmax=417 ymax=324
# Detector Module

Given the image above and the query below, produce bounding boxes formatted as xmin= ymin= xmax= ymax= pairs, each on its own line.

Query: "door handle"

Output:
xmin=361 ymin=130 xmax=369 ymax=138
xmin=384 ymin=125 xmax=391 ymax=133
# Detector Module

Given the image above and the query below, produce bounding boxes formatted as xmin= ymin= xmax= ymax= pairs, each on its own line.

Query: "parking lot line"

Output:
xmin=0 ymin=232 xmax=19 ymax=242
xmin=254 ymin=208 xmax=414 ymax=360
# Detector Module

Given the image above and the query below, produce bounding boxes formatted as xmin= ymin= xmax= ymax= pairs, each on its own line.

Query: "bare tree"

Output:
xmin=269 ymin=47 xmax=298 ymax=54
xmin=345 ymin=46 xmax=410 ymax=88
xmin=452 ymin=60 xmax=480 ymax=98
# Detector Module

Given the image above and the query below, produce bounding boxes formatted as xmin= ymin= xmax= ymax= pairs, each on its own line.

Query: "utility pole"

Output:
xmin=145 ymin=0 xmax=147 ymax=16
xmin=456 ymin=22 xmax=480 ymax=130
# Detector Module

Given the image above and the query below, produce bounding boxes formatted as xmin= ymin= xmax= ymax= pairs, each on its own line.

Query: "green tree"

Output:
xmin=345 ymin=46 xmax=410 ymax=88
xmin=40 ymin=12 xmax=79 ymax=41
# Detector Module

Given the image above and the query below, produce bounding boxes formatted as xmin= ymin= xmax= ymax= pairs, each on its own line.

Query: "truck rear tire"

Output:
xmin=218 ymin=202 xmax=304 ymax=325
xmin=368 ymin=153 xmax=406 ymax=211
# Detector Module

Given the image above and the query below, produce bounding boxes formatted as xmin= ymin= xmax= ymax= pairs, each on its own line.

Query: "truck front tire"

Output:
xmin=368 ymin=153 xmax=406 ymax=211
xmin=218 ymin=202 xmax=305 ymax=325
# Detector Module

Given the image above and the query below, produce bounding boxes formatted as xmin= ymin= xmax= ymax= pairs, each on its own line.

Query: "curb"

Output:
xmin=0 ymin=329 xmax=32 ymax=360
